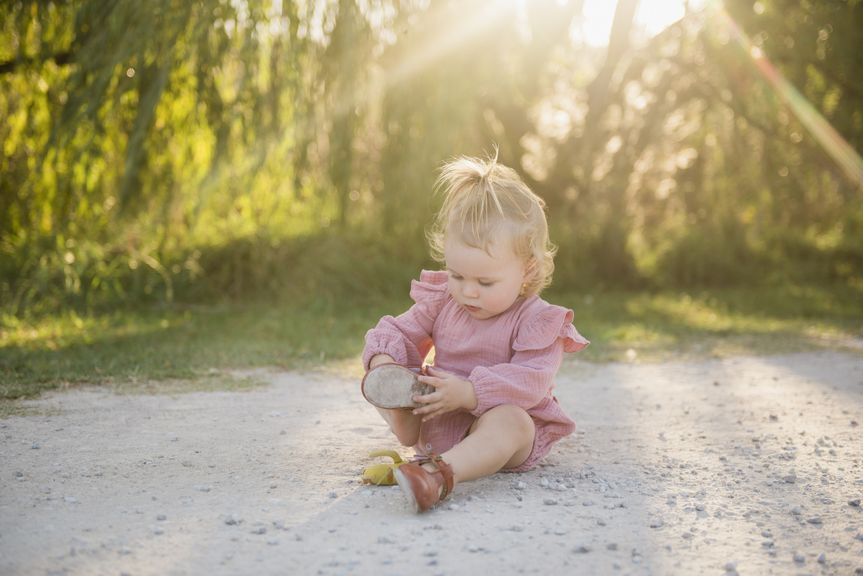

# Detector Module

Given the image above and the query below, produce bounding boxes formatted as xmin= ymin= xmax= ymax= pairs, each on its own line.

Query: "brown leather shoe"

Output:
xmin=361 ymin=364 xmax=433 ymax=409
xmin=393 ymin=455 xmax=454 ymax=513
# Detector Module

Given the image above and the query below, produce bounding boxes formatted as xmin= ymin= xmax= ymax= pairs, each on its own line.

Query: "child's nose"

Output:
xmin=463 ymin=283 xmax=479 ymax=298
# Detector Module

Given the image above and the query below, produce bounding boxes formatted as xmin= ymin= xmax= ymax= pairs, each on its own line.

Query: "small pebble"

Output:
xmin=817 ymin=553 xmax=826 ymax=564
xmin=849 ymin=499 xmax=861 ymax=508
xmin=572 ymin=545 xmax=591 ymax=554
xmin=806 ymin=516 xmax=823 ymax=525
xmin=224 ymin=515 xmax=241 ymax=526
xmin=327 ymin=491 xmax=338 ymax=499
xmin=543 ymin=498 xmax=558 ymax=506
xmin=31 ymin=442 xmax=40 ymax=450
xmin=251 ymin=527 xmax=267 ymax=535
xmin=724 ymin=561 xmax=737 ymax=572
xmin=156 ymin=514 xmax=167 ymax=521
xmin=607 ymin=543 xmax=618 ymax=551
xmin=649 ymin=518 xmax=664 ymax=528
xmin=152 ymin=527 xmax=164 ymax=535
xmin=793 ymin=552 xmax=805 ymax=564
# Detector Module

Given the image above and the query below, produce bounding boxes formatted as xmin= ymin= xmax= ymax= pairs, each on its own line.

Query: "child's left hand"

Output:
xmin=412 ymin=366 xmax=478 ymax=422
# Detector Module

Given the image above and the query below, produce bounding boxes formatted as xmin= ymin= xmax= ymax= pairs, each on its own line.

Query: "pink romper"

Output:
xmin=362 ymin=270 xmax=589 ymax=471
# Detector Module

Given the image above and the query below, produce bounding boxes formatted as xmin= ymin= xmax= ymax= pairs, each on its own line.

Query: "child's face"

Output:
xmin=444 ymin=236 xmax=528 ymax=320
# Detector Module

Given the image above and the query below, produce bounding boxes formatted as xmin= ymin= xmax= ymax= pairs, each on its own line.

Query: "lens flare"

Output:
xmin=714 ymin=6 xmax=863 ymax=188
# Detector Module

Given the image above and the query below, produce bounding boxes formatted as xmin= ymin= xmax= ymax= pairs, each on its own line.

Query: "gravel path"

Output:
xmin=1 ymin=352 xmax=862 ymax=575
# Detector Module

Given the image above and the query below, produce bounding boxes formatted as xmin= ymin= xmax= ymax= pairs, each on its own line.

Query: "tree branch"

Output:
xmin=0 ymin=51 xmax=74 ymax=75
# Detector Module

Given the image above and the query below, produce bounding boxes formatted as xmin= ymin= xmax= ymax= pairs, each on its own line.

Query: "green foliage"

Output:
xmin=1 ymin=1 xmax=861 ymax=316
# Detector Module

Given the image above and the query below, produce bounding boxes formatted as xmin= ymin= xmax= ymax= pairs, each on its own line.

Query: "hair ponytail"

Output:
xmin=428 ymin=152 xmax=556 ymax=295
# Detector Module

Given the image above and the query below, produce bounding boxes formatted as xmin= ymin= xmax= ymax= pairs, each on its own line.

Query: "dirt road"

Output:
xmin=1 ymin=352 xmax=862 ymax=575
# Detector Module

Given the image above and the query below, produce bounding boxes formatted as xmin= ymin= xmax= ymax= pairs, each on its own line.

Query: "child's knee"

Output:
xmin=393 ymin=429 xmax=420 ymax=447
xmin=486 ymin=404 xmax=535 ymax=439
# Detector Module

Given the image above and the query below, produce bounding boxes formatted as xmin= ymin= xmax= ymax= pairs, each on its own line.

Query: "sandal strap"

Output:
xmin=413 ymin=453 xmax=454 ymax=500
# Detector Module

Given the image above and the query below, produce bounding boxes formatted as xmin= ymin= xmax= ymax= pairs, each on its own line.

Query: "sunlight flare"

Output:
xmin=577 ymin=0 xmax=707 ymax=46
xmin=714 ymin=6 xmax=863 ymax=188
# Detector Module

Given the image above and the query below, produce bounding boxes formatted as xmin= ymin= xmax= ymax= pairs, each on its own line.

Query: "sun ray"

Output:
xmin=713 ymin=5 xmax=863 ymax=188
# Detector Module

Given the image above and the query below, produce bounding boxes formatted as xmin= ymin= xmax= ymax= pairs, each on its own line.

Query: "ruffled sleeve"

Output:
xmin=513 ymin=304 xmax=590 ymax=353
xmin=409 ymin=270 xmax=450 ymax=313
xmin=362 ymin=270 xmax=449 ymax=371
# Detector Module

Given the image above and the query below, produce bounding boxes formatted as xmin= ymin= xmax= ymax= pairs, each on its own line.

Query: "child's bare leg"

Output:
xmin=376 ymin=407 xmax=422 ymax=447
xmin=440 ymin=404 xmax=535 ymax=484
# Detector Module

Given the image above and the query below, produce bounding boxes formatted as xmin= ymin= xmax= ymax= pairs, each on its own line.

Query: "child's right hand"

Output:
xmin=368 ymin=354 xmax=396 ymax=370
xmin=412 ymin=366 xmax=478 ymax=422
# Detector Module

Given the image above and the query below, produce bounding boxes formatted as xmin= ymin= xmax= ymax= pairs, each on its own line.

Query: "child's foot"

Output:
xmin=393 ymin=455 xmax=454 ymax=513
xmin=362 ymin=364 xmax=432 ymax=409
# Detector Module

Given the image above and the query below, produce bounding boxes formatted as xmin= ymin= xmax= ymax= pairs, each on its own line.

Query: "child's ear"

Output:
xmin=524 ymin=257 xmax=537 ymax=281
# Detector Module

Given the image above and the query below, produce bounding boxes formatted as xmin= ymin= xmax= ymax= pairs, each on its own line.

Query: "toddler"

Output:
xmin=361 ymin=154 xmax=589 ymax=512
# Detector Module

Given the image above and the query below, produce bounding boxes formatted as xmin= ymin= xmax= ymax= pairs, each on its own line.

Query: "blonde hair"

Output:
xmin=428 ymin=153 xmax=556 ymax=295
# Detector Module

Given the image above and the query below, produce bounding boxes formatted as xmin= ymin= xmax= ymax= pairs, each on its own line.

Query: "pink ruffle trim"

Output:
xmin=513 ymin=305 xmax=590 ymax=353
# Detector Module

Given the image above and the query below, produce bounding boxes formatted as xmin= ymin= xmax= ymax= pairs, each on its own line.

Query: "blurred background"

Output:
xmin=1 ymin=1 xmax=862 ymax=396
xmin=2 ymin=0 xmax=862 ymax=311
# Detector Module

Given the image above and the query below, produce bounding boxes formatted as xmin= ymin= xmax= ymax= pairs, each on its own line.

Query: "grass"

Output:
xmin=1 ymin=283 xmax=861 ymax=401
xmin=559 ymin=283 xmax=863 ymax=362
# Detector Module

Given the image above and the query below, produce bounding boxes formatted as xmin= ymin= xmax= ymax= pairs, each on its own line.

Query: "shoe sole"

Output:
xmin=361 ymin=364 xmax=432 ymax=409
xmin=393 ymin=467 xmax=421 ymax=513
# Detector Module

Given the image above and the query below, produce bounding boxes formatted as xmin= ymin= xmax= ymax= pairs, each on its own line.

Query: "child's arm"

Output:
xmin=362 ymin=309 xmax=434 ymax=370
xmin=362 ymin=271 xmax=450 ymax=371
xmin=466 ymin=342 xmax=565 ymax=417
xmin=466 ymin=303 xmax=588 ymax=417
xmin=368 ymin=353 xmax=396 ymax=369
xmin=412 ymin=344 xmax=563 ymax=422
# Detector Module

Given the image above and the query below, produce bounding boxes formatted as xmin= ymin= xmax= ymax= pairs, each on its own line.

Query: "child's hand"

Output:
xmin=412 ymin=366 xmax=478 ymax=422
